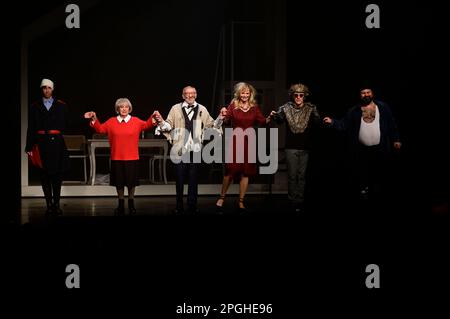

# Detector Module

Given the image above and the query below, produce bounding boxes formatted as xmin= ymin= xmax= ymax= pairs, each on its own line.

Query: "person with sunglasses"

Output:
xmin=269 ymin=83 xmax=321 ymax=213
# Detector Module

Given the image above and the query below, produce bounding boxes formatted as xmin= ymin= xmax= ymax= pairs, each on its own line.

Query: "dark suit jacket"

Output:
xmin=26 ymin=98 xmax=69 ymax=174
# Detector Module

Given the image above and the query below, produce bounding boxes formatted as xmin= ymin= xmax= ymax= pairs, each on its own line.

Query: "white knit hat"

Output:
xmin=40 ymin=78 xmax=54 ymax=89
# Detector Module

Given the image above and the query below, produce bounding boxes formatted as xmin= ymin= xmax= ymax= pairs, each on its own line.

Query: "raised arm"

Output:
xmin=254 ymin=106 xmax=270 ymax=126
xmin=310 ymin=105 xmax=322 ymax=126
xmin=323 ymin=107 xmax=354 ymax=131
xmin=84 ymin=111 xmax=108 ymax=134
xmin=268 ymin=105 xmax=286 ymax=125
xmin=154 ymin=108 xmax=175 ymax=136
xmin=140 ymin=111 xmax=158 ymax=131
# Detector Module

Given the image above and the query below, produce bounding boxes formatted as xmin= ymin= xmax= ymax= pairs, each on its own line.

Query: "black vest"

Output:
xmin=182 ymin=104 xmax=200 ymax=142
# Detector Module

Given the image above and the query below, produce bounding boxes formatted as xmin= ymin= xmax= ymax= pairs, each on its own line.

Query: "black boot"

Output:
xmin=128 ymin=198 xmax=137 ymax=215
xmin=43 ymin=183 xmax=53 ymax=215
xmin=53 ymin=201 xmax=63 ymax=216
xmin=45 ymin=199 xmax=53 ymax=215
xmin=114 ymin=199 xmax=125 ymax=215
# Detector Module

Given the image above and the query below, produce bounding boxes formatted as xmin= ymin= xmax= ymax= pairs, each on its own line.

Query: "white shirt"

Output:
xmin=182 ymin=101 xmax=197 ymax=121
xmin=359 ymin=105 xmax=381 ymax=146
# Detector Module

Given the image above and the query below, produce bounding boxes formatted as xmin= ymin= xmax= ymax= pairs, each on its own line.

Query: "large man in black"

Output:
xmin=323 ymin=86 xmax=401 ymax=202
xmin=26 ymin=79 xmax=69 ymax=215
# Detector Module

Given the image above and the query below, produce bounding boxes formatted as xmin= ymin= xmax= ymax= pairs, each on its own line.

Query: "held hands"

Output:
xmin=393 ymin=142 xmax=401 ymax=150
xmin=268 ymin=110 xmax=278 ymax=122
xmin=84 ymin=111 xmax=96 ymax=121
xmin=265 ymin=110 xmax=278 ymax=124
xmin=152 ymin=110 xmax=163 ymax=124
xmin=220 ymin=107 xmax=227 ymax=118
xmin=323 ymin=117 xmax=333 ymax=125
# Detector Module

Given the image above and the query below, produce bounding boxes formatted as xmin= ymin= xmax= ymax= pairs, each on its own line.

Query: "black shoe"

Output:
xmin=114 ymin=199 xmax=125 ymax=215
xmin=45 ymin=205 xmax=53 ymax=215
xmin=360 ymin=186 xmax=369 ymax=200
xmin=291 ymin=202 xmax=303 ymax=214
xmin=53 ymin=203 xmax=63 ymax=216
xmin=128 ymin=199 xmax=137 ymax=215
xmin=173 ymin=208 xmax=184 ymax=215
xmin=187 ymin=206 xmax=199 ymax=214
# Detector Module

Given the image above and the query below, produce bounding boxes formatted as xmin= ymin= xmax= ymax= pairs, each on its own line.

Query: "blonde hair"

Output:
xmin=115 ymin=98 xmax=132 ymax=114
xmin=232 ymin=82 xmax=257 ymax=109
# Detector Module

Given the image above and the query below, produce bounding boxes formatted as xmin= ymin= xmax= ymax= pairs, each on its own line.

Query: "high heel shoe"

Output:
xmin=216 ymin=195 xmax=225 ymax=213
xmin=216 ymin=195 xmax=225 ymax=207
xmin=238 ymin=197 xmax=246 ymax=213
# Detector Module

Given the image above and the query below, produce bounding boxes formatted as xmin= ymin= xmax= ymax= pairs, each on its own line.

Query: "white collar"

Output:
xmin=117 ymin=114 xmax=131 ymax=123
xmin=182 ymin=101 xmax=197 ymax=108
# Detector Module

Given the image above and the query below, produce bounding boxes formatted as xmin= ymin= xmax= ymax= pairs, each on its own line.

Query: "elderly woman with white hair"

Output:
xmin=84 ymin=98 xmax=157 ymax=215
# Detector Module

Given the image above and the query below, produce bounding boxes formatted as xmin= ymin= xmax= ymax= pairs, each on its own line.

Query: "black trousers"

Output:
xmin=174 ymin=152 xmax=200 ymax=210
xmin=40 ymin=171 xmax=62 ymax=207
xmin=354 ymin=144 xmax=389 ymax=195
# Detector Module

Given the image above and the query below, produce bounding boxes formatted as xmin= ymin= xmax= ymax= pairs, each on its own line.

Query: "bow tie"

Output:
xmin=187 ymin=104 xmax=195 ymax=108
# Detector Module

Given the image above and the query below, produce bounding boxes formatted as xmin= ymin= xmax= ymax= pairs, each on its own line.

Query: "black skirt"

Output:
xmin=110 ymin=160 xmax=140 ymax=188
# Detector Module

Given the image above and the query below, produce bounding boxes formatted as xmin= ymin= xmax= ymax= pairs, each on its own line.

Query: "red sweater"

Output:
xmin=91 ymin=116 xmax=155 ymax=160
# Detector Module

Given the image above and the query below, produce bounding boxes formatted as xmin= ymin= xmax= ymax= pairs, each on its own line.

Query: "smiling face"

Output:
xmin=182 ymin=86 xmax=197 ymax=105
xmin=360 ymin=89 xmax=374 ymax=105
xmin=239 ymin=88 xmax=250 ymax=103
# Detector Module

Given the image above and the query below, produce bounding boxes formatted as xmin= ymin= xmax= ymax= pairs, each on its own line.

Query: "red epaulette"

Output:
xmin=57 ymin=99 xmax=66 ymax=104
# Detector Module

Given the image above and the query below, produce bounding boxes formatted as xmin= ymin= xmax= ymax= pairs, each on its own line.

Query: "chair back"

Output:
xmin=63 ymin=135 xmax=87 ymax=152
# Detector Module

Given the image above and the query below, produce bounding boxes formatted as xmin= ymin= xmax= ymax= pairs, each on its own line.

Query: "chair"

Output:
xmin=150 ymin=153 xmax=168 ymax=184
xmin=63 ymin=135 xmax=88 ymax=183
xmin=140 ymin=138 xmax=168 ymax=184
xmin=92 ymin=133 xmax=108 ymax=139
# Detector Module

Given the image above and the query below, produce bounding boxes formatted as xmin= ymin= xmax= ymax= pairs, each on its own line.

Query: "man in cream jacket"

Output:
xmin=155 ymin=86 xmax=222 ymax=214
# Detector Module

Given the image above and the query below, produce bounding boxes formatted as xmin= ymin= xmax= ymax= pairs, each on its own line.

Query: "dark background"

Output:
xmin=1 ymin=0 xmax=448 ymax=312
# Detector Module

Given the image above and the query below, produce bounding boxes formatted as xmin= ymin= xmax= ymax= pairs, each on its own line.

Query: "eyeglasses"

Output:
xmin=293 ymin=93 xmax=304 ymax=98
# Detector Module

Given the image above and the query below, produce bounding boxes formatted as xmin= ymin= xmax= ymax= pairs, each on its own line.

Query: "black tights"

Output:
xmin=116 ymin=186 xmax=135 ymax=199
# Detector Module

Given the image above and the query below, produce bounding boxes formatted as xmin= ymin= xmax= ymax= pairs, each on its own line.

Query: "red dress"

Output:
xmin=224 ymin=103 xmax=267 ymax=178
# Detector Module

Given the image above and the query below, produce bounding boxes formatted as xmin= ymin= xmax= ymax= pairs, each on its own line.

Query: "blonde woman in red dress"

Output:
xmin=216 ymin=82 xmax=271 ymax=212
xmin=84 ymin=98 xmax=157 ymax=215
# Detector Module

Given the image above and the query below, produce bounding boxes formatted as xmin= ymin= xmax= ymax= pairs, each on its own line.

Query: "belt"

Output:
xmin=37 ymin=130 xmax=61 ymax=135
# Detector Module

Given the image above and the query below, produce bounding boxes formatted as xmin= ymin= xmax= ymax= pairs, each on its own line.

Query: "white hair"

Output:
xmin=115 ymin=98 xmax=132 ymax=113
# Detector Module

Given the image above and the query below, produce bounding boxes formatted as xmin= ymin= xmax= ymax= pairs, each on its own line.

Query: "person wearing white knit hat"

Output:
xmin=40 ymin=78 xmax=54 ymax=90
xmin=25 ymin=78 xmax=70 ymax=216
